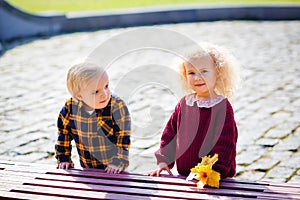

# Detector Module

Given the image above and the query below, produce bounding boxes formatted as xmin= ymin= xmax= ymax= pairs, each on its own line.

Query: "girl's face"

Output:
xmin=77 ymin=71 xmax=111 ymax=110
xmin=185 ymin=56 xmax=218 ymax=99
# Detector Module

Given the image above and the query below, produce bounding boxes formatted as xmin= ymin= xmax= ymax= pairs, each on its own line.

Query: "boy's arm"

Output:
xmin=55 ymin=100 xmax=73 ymax=165
xmin=111 ymin=99 xmax=131 ymax=169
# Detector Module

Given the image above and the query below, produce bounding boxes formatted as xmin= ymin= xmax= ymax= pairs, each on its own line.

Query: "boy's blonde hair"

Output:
xmin=66 ymin=62 xmax=105 ymax=98
xmin=179 ymin=43 xmax=240 ymax=99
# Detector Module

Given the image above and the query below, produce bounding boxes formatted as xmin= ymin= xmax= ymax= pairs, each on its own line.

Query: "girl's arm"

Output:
xmin=210 ymin=100 xmax=238 ymax=178
xmin=155 ymin=101 xmax=181 ymax=169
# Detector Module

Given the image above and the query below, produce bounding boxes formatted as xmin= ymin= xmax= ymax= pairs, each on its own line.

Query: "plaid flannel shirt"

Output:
xmin=55 ymin=95 xmax=131 ymax=169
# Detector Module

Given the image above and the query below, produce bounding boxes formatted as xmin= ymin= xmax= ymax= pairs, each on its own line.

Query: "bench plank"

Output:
xmin=1 ymin=161 xmax=300 ymax=200
xmin=1 ymin=169 xmax=300 ymax=200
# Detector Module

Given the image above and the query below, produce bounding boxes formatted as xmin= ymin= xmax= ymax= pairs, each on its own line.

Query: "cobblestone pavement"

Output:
xmin=0 ymin=21 xmax=300 ymax=184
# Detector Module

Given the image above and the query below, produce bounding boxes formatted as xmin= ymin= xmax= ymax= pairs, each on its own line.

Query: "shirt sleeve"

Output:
xmin=155 ymin=100 xmax=181 ymax=168
xmin=210 ymin=100 xmax=238 ymax=178
xmin=111 ymin=97 xmax=131 ymax=168
xmin=55 ymin=99 xmax=73 ymax=163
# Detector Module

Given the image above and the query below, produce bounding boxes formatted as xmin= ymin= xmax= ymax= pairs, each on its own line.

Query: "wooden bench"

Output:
xmin=0 ymin=160 xmax=299 ymax=199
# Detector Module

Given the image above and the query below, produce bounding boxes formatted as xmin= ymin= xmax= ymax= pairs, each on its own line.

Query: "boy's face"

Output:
xmin=77 ymin=71 xmax=111 ymax=110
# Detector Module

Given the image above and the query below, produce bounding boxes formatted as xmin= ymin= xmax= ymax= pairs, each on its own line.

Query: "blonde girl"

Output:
xmin=149 ymin=43 xmax=240 ymax=178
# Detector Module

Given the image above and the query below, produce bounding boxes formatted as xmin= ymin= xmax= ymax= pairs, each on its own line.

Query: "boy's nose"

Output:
xmin=100 ymin=91 xmax=107 ymax=98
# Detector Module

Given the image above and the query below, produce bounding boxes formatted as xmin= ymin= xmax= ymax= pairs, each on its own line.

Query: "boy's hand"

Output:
xmin=105 ymin=164 xmax=123 ymax=174
xmin=148 ymin=162 xmax=173 ymax=176
xmin=57 ymin=162 xmax=74 ymax=169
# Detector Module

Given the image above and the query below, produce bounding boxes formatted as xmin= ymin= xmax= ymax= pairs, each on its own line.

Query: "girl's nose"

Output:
xmin=195 ymin=73 xmax=203 ymax=80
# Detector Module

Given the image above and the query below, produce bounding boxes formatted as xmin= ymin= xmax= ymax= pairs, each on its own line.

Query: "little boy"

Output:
xmin=55 ymin=63 xmax=131 ymax=174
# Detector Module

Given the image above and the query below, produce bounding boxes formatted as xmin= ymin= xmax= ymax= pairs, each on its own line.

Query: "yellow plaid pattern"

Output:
xmin=55 ymin=95 xmax=131 ymax=169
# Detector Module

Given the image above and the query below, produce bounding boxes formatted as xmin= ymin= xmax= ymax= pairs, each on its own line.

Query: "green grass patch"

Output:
xmin=7 ymin=0 xmax=300 ymax=14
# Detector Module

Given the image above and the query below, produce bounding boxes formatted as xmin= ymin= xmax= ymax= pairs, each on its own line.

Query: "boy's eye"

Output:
xmin=105 ymin=84 xmax=109 ymax=89
xmin=187 ymin=71 xmax=195 ymax=75
xmin=201 ymin=70 xmax=208 ymax=74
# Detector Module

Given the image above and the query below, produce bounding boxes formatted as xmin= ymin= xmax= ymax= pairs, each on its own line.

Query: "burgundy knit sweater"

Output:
xmin=155 ymin=96 xmax=238 ymax=178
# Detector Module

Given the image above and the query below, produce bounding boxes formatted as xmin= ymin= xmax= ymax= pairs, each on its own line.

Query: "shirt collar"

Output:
xmin=185 ymin=93 xmax=225 ymax=108
xmin=73 ymin=97 xmax=113 ymax=115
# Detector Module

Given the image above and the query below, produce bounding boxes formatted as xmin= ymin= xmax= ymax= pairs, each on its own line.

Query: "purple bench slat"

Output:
xmin=1 ymin=161 xmax=300 ymax=200
xmin=3 ymin=169 xmax=299 ymax=200
xmin=0 ymin=170 xmax=240 ymax=200
xmin=10 ymin=185 xmax=156 ymax=200
xmin=0 ymin=191 xmax=77 ymax=200
xmin=28 ymin=179 xmax=243 ymax=200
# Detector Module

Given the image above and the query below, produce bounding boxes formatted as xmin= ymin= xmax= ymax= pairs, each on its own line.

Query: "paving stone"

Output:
xmin=267 ymin=150 xmax=293 ymax=165
xmin=261 ymin=177 xmax=288 ymax=183
xmin=265 ymin=128 xmax=291 ymax=139
xmin=131 ymin=136 xmax=160 ymax=149
xmin=236 ymin=144 xmax=248 ymax=154
xmin=256 ymin=97 xmax=283 ymax=115
xmin=13 ymin=138 xmax=51 ymax=155
xmin=128 ymin=154 xmax=157 ymax=173
xmin=237 ymin=146 xmax=268 ymax=166
xmin=294 ymin=127 xmax=300 ymax=137
xmin=255 ymin=138 xmax=279 ymax=147
xmin=235 ymin=165 xmax=247 ymax=176
xmin=273 ymin=134 xmax=300 ymax=152
xmin=278 ymin=151 xmax=300 ymax=169
xmin=291 ymin=98 xmax=300 ymax=108
xmin=288 ymin=172 xmax=300 ymax=185
xmin=35 ymin=156 xmax=57 ymax=165
xmin=237 ymin=126 xmax=265 ymax=147
xmin=0 ymin=21 xmax=300 ymax=183
xmin=246 ymin=156 xmax=279 ymax=172
xmin=264 ymin=166 xmax=296 ymax=182
xmin=9 ymin=152 xmax=49 ymax=163
xmin=278 ymin=121 xmax=299 ymax=133
xmin=236 ymin=170 xmax=265 ymax=181
xmin=138 ymin=145 xmax=159 ymax=157
xmin=271 ymin=110 xmax=292 ymax=121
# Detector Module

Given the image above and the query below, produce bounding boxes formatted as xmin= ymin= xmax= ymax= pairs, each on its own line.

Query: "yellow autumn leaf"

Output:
xmin=187 ymin=154 xmax=220 ymax=189
xmin=207 ymin=169 xmax=220 ymax=188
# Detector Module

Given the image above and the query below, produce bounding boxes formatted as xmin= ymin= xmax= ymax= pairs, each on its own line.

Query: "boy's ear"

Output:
xmin=76 ymin=93 xmax=82 ymax=100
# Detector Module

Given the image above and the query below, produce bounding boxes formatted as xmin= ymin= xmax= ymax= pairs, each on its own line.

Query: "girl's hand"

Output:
xmin=148 ymin=162 xmax=173 ymax=176
xmin=57 ymin=161 xmax=74 ymax=169
xmin=105 ymin=164 xmax=123 ymax=174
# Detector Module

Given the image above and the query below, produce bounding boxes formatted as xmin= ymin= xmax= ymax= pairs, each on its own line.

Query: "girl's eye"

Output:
xmin=188 ymin=71 xmax=195 ymax=75
xmin=105 ymin=84 xmax=109 ymax=89
xmin=201 ymin=70 xmax=208 ymax=74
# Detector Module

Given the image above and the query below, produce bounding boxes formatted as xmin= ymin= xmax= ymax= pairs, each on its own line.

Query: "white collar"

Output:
xmin=185 ymin=93 xmax=225 ymax=108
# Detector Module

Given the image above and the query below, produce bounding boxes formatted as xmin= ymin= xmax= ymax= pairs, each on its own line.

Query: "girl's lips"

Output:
xmin=195 ymin=83 xmax=205 ymax=87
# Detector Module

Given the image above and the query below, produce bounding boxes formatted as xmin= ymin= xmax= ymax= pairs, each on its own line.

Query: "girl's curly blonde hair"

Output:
xmin=179 ymin=43 xmax=241 ymax=99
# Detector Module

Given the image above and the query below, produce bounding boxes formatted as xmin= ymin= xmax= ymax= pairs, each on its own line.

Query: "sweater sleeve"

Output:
xmin=155 ymin=101 xmax=181 ymax=168
xmin=210 ymin=100 xmax=238 ymax=178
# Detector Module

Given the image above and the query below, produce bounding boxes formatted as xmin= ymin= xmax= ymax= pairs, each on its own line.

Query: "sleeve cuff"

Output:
xmin=111 ymin=158 xmax=129 ymax=168
xmin=57 ymin=155 xmax=72 ymax=163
